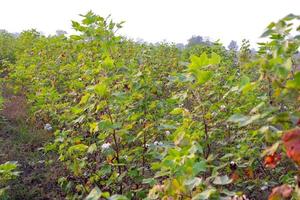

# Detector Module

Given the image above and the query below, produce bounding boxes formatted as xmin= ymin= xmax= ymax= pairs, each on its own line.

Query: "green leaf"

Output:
xmin=240 ymin=75 xmax=250 ymax=87
xmin=267 ymin=22 xmax=276 ymax=29
xmin=228 ymin=114 xmax=260 ymax=127
xmin=0 ymin=161 xmax=18 ymax=171
xmin=142 ymin=178 xmax=157 ymax=186
xmin=185 ymin=177 xmax=203 ymax=190
xmin=261 ymin=29 xmax=274 ymax=38
xmin=71 ymin=21 xmax=83 ymax=31
xmin=170 ymin=107 xmax=184 ymax=115
xmin=192 ymin=188 xmax=217 ymax=200
xmin=85 ymin=186 xmax=102 ymax=200
xmin=240 ymin=82 xmax=256 ymax=94
xmin=209 ymin=52 xmax=221 ymax=65
xmin=286 ymin=72 xmax=300 ymax=89
xmin=98 ymin=120 xmax=113 ymax=130
xmin=89 ymin=122 xmax=99 ymax=133
xmin=194 ymin=70 xmax=213 ymax=85
xmin=213 ymin=175 xmax=232 ymax=185
xmin=192 ymin=161 xmax=207 ymax=175
xmin=275 ymin=66 xmax=289 ymax=78
xmin=188 ymin=53 xmax=209 ymax=71
xmin=79 ymin=93 xmax=90 ymax=105
xmin=228 ymin=114 xmax=249 ymax=123
xmin=283 ymin=13 xmax=299 ymax=21
xmin=109 ymin=195 xmax=129 ymax=200
xmin=87 ymin=143 xmax=97 ymax=154
xmin=68 ymin=144 xmax=88 ymax=154
xmin=94 ymin=83 xmax=109 ymax=97
xmin=284 ymin=58 xmax=292 ymax=70
xmin=70 ymin=35 xmax=82 ymax=40
xmin=103 ymin=56 xmax=114 ymax=68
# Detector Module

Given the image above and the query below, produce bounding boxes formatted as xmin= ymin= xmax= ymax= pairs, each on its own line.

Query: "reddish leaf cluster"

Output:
xmin=297 ymin=119 xmax=300 ymax=126
xmin=264 ymin=153 xmax=281 ymax=169
xmin=230 ymin=168 xmax=254 ymax=182
xmin=282 ymin=128 xmax=300 ymax=166
xmin=268 ymin=184 xmax=293 ymax=200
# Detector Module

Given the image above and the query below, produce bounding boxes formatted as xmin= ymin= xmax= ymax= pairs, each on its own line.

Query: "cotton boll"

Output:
xmin=165 ymin=130 xmax=170 ymax=136
xmin=212 ymin=112 xmax=217 ymax=117
xmin=220 ymin=105 xmax=226 ymax=111
xmin=101 ymin=142 xmax=111 ymax=150
xmin=154 ymin=141 xmax=163 ymax=146
xmin=44 ymin=123 xmax=53 ymax=131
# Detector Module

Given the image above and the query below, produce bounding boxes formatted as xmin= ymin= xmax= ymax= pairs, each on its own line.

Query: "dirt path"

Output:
xmin=0 ymin=91 xmax=64 ymax=200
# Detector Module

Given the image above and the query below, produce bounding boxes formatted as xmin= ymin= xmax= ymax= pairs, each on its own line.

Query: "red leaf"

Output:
xmin=297 ymin=119 xmax=300 ymax=126
xmin=282 ymin=128 xmax=300 ymax=165
xmin=268 ymin=184 xmax=293 ymax=200
xmin=264 ymin=153 xmax=281 ymax=169
xmin=230 ymin=171 xmax=240 ymax=182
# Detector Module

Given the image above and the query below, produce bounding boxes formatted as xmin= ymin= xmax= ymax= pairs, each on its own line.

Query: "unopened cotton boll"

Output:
xmin=230 ymin=161 xmax=237 ymax=171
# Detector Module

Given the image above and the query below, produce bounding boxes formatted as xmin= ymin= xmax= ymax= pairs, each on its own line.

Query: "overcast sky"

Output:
xmin=0 ymin=0 xmax=299 ymax=47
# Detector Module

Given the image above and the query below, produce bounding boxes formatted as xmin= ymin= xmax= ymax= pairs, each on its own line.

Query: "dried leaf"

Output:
xmin=268 ymin=184 xmax=293 ymax=200
xmin=282 ymin=128 xmax=300 ymax=165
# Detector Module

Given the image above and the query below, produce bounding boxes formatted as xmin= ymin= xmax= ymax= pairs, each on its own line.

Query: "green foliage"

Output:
xmin=0 ymin=162 xmax=19 ymax=198
xmin=2 ymin=11 xmax=300 ymax=200
xmin=0 ymin=162 xmax=19 ymax=184
xmin=0 ymin=30 xmax=17 ymax=64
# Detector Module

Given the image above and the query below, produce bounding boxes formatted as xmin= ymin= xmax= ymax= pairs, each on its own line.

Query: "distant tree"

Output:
xmin=228 ymin=40 xmax=238 ymax=51
xmin=56 ymin=30 xmax=67 ymax=36
xmin=187 ymin=35 xmax=214 ymax=47
xmin=187 ymin=35 xmax=203 ymax=46
xmin=0 ymin=30 xmax=18 ymax=38
xmin=176 ymin=43 xmax=185 ymax=50
xmin=11 ymin=32 xmax=20 ymax=38
xmin=136 ymin=38 xmax=146 ymax=44
xmin=203 ymin=36 xmax=213 ymax=46
xmin=250 ymin=48 xmax=256 ymax=55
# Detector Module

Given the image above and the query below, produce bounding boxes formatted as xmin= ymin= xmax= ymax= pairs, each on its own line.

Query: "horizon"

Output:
xmin=1 ymin=0 xmax=299 ymax=47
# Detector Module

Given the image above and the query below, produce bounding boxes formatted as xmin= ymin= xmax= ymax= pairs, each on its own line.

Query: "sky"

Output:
xmin=0 ymin=0 xmax=299 ymax=47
